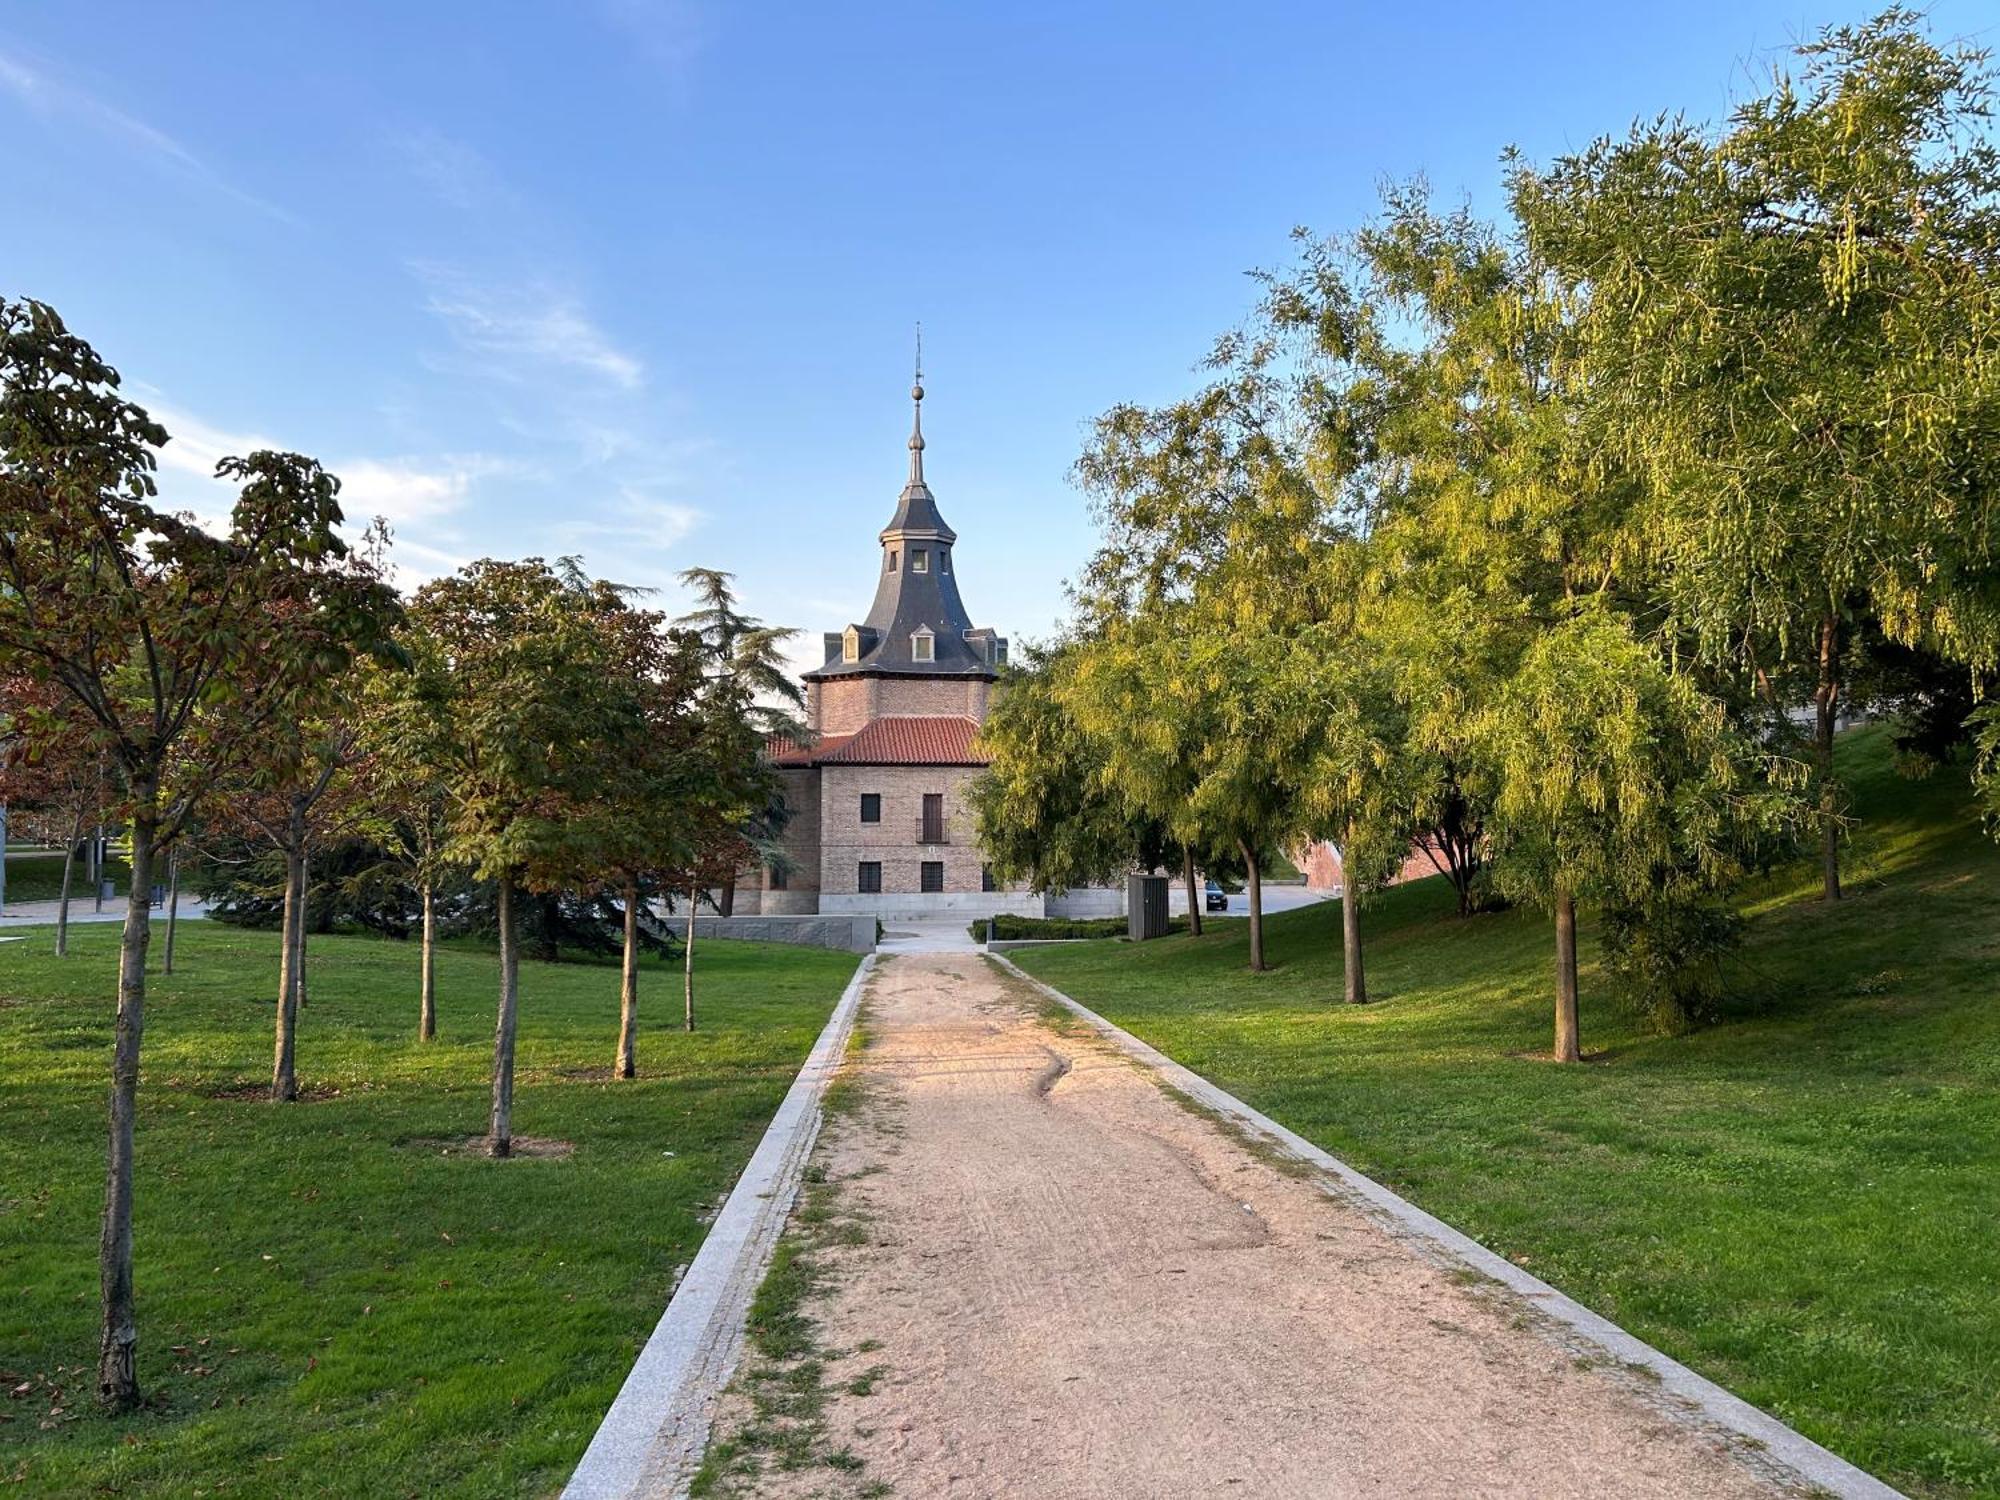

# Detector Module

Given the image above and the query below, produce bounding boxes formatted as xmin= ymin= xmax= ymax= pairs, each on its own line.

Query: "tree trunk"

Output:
xmin=1341 ymin=822 xmax=1366 ymax=1005
xmin=489 ymin=873 xmax=520 ymax=1158
xmin=1183 ymin=849 xmax=1203 ymax=938
xmin=1553 ymin=891 xmax=1580 ymax=1064
xmin=1816 ymin=613 xmax=1843 ymax=902
xmin=719 ymin=872 xmax=736 ymax=919
xmin=56 ymin=814 xmax=79 ymax=958
xmin=683 ymin=884 xmax=699 ymax=1033
xmin=98 ymin=803 xmax=156 ymax=1411
xmin=1238 ymin=836 xmax=1265 ymax=973
xmin=418 ymin=879 xmax=436 ymax=1042
xmin=617 ymin=878 xmax=640 ymax=1078
xmin=296 ymin=844 xmax=310 ymax=1007
xmin=271 ymin=846 xmax=303 ymax=1103
xmin=162 ymin=851 xmax=179 ymax=975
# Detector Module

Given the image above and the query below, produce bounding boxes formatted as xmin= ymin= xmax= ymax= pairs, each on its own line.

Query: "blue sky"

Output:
xmin=4 ymin=1 xmax=1990 ymax=676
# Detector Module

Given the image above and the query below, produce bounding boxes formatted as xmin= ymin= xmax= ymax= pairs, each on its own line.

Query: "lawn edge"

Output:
xmin=561 ymin=953 xmax=876 ymax=1500
xmin=989 ymin=951 xmax=1906 ymax=1500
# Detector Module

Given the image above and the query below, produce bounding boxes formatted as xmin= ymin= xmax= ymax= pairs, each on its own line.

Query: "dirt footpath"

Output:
xmin=704 ymin=952 xmax=1806 ymax=1499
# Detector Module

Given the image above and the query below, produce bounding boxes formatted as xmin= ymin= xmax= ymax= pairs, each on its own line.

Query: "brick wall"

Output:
xmin=818 ymin=763 xmax=997 ymax=898
xmin=812 ymin=673 xmax=992 ymax=734
xmin=752 ymin=766 xmax=822 ymax=916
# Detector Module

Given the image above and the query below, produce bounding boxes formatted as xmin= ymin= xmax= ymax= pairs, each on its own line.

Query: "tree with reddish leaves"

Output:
xmin=0 ymin=674 xmax=109 ymax=955
xmin=0 ymin=298 xmax=400 ymax=1410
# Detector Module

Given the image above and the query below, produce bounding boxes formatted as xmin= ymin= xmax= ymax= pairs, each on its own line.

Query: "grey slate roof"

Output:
xmin=804 ymin=381 xmax=1006 ymax=682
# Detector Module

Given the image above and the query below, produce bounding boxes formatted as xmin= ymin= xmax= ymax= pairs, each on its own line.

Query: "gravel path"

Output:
xmin=702 ymin=952 xmax=1810 ymax=1498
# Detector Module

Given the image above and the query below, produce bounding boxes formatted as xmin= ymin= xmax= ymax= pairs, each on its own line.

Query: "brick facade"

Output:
xmin=812 ymin=673 xmax=991 ymax=735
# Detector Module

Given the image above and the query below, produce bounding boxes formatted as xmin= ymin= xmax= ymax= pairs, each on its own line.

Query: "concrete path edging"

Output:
xmin=989 ymin=952 xmax=1905 ymax=1500
xmin=561 ymin=954 xmax=876 ymax=1500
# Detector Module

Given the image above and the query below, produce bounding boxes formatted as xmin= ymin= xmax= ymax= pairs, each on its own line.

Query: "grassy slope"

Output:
xmin=2 ymin=851 xmax=131 ymax=905
xmin=1015 ymin=726 xmax=1999 ymax=1500
xmin=0 ymin=922 xmax=856 ymax=1497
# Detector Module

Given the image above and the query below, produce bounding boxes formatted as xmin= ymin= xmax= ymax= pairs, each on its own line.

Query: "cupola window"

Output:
xmin=887 ymin=548 xmax=898 ymax=572
xmin=911 ymin=550 xmax=929 ymax=574
xmin=911 ymin=626 xmax=935 ymax=663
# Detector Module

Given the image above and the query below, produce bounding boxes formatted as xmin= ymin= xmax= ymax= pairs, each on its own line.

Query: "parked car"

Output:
xmin=1203 ymin=880 xmax=1229 ymax=912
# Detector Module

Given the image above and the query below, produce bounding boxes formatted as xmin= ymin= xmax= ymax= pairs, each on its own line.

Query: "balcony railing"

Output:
xmin=915 ymin=819 xmax=949 ymax=846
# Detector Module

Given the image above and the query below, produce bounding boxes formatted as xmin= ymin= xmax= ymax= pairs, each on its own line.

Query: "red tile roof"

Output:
xmin=766 ymin=731 xmax=850 ymax=767
xmin=766 ymin=715 xmax=988 ymax=768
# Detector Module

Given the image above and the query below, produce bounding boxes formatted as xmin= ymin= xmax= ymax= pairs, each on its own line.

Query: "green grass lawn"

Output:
xmin=0 ymin=922 xmax=857 ymax=1497
xmin=1014 ymin=726 xmax=2000 ymax=1500
xmin=2 ymin=851 xmax=130 ymax=905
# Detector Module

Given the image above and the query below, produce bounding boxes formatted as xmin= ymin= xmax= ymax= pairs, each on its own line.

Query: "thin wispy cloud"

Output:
xmin=413 ymin=262 xmax=644 ymax=390
xmin=595 ymin=0 xmax=707 ymax=75
xmin=0 ymin=42 xmax=295 ymax=223
xmin=395 ymin=127 xmax=515 ymax=212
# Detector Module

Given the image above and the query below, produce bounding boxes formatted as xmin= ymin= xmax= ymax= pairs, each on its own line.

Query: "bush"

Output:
xmin=969 ymin=913 xmax=1195 ymax=942
xmin=1599 ymin=895 xmax=1743 ymax=1033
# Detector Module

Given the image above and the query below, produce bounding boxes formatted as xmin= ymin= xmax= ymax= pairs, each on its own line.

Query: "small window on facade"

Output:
xmin=920 ymin=861 xmax=944 ymax=893
xmin=912 ymin=629 xmax=934 ymax=663
xmin=842 ymin=627 xmax=860 ymax=663
xmin=858 ymin=861 xmax=882 ymax=894
xmin=981 ymin=864 xmax=997 ymax=893
xmin=888 ymin=548 xmax=898 ymax=571
xmin=769 ymin=864 xmax=788 ymax=891
xmin=911 ymin=550 xmax=929 ymax=573
xmin=940 ymin=547 xmax=950 ymax=573
xmin=860 ymin=792 xmax=882 ymax=824
xmin=995 ymin=640 xmax=1008 ymax=665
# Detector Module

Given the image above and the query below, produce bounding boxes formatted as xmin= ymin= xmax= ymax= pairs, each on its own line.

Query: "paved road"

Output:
xmin=0 ymin=896 xmax=210 ymax=929
xmin=697 ymin=952 xmax=1810 ymax=1499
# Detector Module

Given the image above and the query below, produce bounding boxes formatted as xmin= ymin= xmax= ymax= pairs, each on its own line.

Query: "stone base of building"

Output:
xmin=1044 ymin=886 xmax=1125 ymax=919
xmin=658 ymin=913 xmax=877 ymax=953
xmin=821 ymin=890 xmax=1045 ymax=919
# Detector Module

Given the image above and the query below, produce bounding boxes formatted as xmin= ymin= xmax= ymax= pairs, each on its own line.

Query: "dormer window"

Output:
xmin=911 ymin=550 xmax=929 ymax=574
xmin=911 ymin=626 xmax=935 ymax=663
xmin=842 ymin=626 xmax=861 ymax=664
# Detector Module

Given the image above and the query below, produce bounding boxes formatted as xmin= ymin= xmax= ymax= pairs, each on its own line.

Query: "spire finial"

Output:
xmin=907 ymin=323 xmax=926 ymax=485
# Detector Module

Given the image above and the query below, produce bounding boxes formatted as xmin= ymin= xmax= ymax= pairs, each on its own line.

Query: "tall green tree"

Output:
xmin=0 ymin=299 xmax=398 ymax=1407
xmin=970 ymin=641 xmax=1198 ymax=923
xmin=406 ymin=558 xmax=640 ymax=1156
xmin=569 ymin=599 xmax=707 ymax=1076
xmin=1478 ymin=608 xmax=1798 ymax=1059
xmin=1516 ymin=10 xmax=2000 ymax=900
xmin=357 ymin=631 xmax=460 ymax=1041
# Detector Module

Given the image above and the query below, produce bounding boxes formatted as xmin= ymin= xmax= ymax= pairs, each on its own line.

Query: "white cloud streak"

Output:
xmin=413 ymin=263 xmax=644 ymax=390
xmin=0 ymin=42 xmax=296 ymax=223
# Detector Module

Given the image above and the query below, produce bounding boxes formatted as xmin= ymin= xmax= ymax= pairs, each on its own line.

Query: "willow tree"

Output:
xmin=1479 ymin=609 xmax=1794 ymax=1061
xmin=969 ymin=641 xmax=1195 ymax=924
xmin=1517 ymin=10 xmax=2000 ymax=901
xmin=0 ymin=298 xmax=398 ymax=1408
